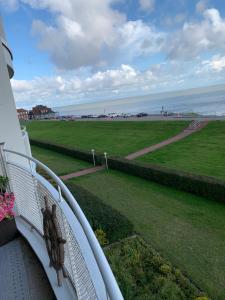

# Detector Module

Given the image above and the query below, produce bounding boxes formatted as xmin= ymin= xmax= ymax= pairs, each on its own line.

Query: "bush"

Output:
xmin=105 ymin=236 xmax=209 ymax=300
xmin=65 ymin=183 xmax=134 ymax=243
xmin=94 ymin=228 xmax=109 ymax=246
xmin=30 ymin=139 xmax=103 ymax=165
xmin=108 ymin=157 xmax=225 ymax=203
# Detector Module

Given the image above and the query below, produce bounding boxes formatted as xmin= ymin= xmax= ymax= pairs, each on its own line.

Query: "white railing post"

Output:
xmin=0 ymin=142 xmax=12 ymax=192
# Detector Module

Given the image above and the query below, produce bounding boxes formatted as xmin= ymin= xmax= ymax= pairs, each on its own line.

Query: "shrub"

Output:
xmin=108 ymin=157 xmax=225 ymax=203
xmin=30 ymin=139 xmax=103 ymax=165
xmin=159 ymin=264 xmax=172 ymax=275
xmin=105 ymin=236 xmax=208 ymax=300
xmin=95 ymin=228 xmax=109 ymax=246
xmin=65 ymin=183 xmax=134 ymax=243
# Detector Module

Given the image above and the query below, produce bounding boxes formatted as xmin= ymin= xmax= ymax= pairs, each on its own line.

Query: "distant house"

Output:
xmin=30 ymin=105 xmax=56 ymax=120
xmin=17 ymin=108 xmax=29 ymax=120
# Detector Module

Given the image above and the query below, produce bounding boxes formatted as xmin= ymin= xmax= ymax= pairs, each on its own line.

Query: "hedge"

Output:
xmin=30 ymin=139 xmax=103 ymax=165
xmin=105 ymin=236 xmax=208 ymax=300
xmin=65 ymin=182 xmax=134 ymax=243
xmin=107 ymin=157 xmax=225 ymax=203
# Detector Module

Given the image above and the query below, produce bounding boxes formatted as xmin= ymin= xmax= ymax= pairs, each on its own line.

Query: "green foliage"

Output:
xmin=31 ymin=145 xmax=91 ymax=176
xmin=66 ymin=183 xmax=134 ymax=243
xmin=30 ymin=139 xmax=103 ymax=165
xmin=138 ymin=121 xmax=225 ymax=180
xmin=0 ymin=176 xmax=9 ymax=193
xmin=105 ymin=236 xmax=209 ymax=300
xmin=108 ymin=157 xmax=225 ymax=203
xmin=27 ymin=120 xmax=189 ymax=156
xmin=94 ymin=228 xmax=109 ymax=246
xmin=75 ymin=170 xmax=225 ymax=298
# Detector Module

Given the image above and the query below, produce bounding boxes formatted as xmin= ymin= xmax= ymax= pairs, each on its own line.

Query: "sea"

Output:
xmin=54 ymin=85 xmax=225 ymax=117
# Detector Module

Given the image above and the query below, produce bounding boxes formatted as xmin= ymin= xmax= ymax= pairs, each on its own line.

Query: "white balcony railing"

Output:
xmin=0 ymin=144 xmax=123 ymax=300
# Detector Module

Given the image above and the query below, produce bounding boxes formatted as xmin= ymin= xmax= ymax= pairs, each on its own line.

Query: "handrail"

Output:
xmin=3 ymin=148 xmax=123 ymax=300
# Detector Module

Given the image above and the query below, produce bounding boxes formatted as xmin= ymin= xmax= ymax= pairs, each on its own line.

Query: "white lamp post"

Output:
xmin=104 ymin=152 xmax=108 ymax=170
xmin=91 ymin=149 xmax=95 ymax=166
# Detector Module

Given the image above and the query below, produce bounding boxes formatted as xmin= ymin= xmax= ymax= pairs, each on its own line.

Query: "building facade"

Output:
xmin=17 ymin=108 xmax=29 ymax=120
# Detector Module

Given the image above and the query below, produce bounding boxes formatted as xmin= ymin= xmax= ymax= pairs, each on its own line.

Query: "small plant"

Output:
xmin=0 ymin=192 xmax=15 ymax=221
xmin=0 ymin=176 xmax=15 ymax=222
xmin=0 ymin=176 xmax=9 ymax=194
xmin=159 ymin=264 xmax=172 ymax=275
xmin=95 ymin=228 xmax=109 ymax=246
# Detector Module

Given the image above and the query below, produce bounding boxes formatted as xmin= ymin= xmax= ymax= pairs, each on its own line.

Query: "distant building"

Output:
xmin=17 ymin=108 xmax=29 ymax=120
xmin=30 ymin=105 xmax=56 ymax=120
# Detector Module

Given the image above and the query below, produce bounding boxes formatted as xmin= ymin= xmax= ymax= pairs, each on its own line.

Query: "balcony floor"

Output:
xmin=0 ymin=236 xmax=55 ymax=300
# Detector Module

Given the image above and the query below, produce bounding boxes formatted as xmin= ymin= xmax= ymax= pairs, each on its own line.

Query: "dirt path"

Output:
xmin=60 ymin=165 xmax=104 ymax=180
xmin=125 ymin=120 xmax=209 ymax=160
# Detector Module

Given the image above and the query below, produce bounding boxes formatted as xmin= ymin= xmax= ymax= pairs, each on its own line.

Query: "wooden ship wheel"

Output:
xmin=41 ymin=196 xmax=68 ymax=286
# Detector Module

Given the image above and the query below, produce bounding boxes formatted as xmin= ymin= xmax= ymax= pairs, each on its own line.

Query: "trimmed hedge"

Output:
xmin=66 ymin=182 xmax=134 ymax=243
xmin=108 ymin=157 xmax=225 ymax=203
xmin=105 ymin=236 xmax=209 ymax=300
xmin=30 ymin=139 xmax=103 ymax=165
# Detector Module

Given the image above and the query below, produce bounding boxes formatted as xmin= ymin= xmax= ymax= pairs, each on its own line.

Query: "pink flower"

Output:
xmin=0 ymin=192 xmax=15 ymax=222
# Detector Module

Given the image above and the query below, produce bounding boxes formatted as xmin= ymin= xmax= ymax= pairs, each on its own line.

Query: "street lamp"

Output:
xmin=104 ymin=152 xmax=108 ymax=170
xmin=91 ymin=149 xmax=95 ymax=166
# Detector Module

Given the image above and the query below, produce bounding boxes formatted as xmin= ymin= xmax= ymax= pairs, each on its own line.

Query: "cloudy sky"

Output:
xmin=1 ymin=0 xmax=225 ymax=109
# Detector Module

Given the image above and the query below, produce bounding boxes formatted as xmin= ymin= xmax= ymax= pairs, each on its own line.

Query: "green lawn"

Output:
xmin=70 ymin=170 xmax=225 ymax=299
xmin=138 ymin=121 xmax=225 ymax=180
xmin=31 ymin=145 xmax=91 ymax=176
xmin=27 ymin=120 xmax=189 ymax=156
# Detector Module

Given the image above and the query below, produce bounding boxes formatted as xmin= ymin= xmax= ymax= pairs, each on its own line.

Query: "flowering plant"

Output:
xmin=0 ymin=192 xmax=15 ymax=221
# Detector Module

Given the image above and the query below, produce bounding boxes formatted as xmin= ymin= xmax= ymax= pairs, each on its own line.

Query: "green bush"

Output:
xmin=94 ymin=228 xmax=109 ymax=246
xmin=30 ymin=139 xmax=103 ymax=165
xmin=65 ymin=183 xmax=134 ymax=243
xmin=108 ymin=157 xmax=225 ymax=203
xmin=105 ymin=236 xmax=209 ymax=300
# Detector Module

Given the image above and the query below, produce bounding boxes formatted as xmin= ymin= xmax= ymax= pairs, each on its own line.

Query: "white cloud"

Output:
xmin=167 ymin=8 xmax=225 ymax=60
xmin=0 ymin=0 xmax=163 ymax=70
xmin=12 ymin=60 xmax=219 ymax=109
xmin=196 ymin=0 xmax=209 ymax=13
xmin=118 ymin=20 xmax=166 ymax=58
xmin=197 ymin=55 xmax=225 ymax=73
xmin=0 ymin=0 xmax=18 ymax=11
xmin=139 ymin=0 xmax=155 ymax=12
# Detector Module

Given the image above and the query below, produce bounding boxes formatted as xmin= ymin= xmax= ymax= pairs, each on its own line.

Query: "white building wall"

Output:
xmin=0 ymin=20 xmax=29 ymax=174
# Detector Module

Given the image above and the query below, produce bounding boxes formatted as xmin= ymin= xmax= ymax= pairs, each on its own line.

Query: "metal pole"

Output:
xmin=0 ymin=142 xmax=12 ymax=192
xmin=104 ymin=152 xmax=108 ymax=170
xmin=91 ymin=149 xmax=96 ymax=166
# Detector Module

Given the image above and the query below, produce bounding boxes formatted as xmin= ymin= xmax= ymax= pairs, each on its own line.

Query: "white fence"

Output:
xmin=0 ymin=146 xmax=123 ymax=300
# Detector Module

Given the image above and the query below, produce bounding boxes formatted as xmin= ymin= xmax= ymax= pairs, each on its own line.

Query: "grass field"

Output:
xmin=31 ymin=145 xmax=91 ymax=175
xmin=27 ymin=120 xmax=189 ymax=156
xmin=70 ymin=170 xmax=225 ymax=299
xmin=138 ymin=121 xmax=225 ymax=180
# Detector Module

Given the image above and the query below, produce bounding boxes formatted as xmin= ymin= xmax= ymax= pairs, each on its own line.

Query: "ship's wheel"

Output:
xmin=41 ymin=196 xmax=68 ymax=286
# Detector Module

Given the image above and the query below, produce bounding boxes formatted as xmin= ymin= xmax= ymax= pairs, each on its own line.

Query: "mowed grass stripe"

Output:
xmin=31 ymin=145 xmax=91 ymax=176
xmin=71 ymin=170 xmax=225 ymax=300
xmin=138 ymin=121 xmax=225 ymax=180
xmin=27 ymin=120 xmax=189 ymax=156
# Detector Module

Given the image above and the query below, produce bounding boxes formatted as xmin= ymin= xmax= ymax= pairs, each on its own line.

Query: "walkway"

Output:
xmin=60 ymin=166 xmax=104 ymax=181
xmin=125 ymin=120 xmax=208 ymax=160
xmin=0 ymin=237 xmax=55 ymax=300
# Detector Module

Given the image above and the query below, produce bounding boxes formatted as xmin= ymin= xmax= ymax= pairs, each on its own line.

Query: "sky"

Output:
xmin=0 ymin=0 xmax=225 ymax=109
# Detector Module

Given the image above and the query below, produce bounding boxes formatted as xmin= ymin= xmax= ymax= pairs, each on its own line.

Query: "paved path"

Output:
xmin=61 ymin=165 xmax=104 ymax=181
xmin=125 ymin=120 xmax=209 ymax=160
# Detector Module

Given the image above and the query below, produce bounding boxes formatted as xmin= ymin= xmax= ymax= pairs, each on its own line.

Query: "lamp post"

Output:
xmin=91 ymin=149 xmax=95 ymax=166
xmin=104 ymin=152 xmax=108 ymax=170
